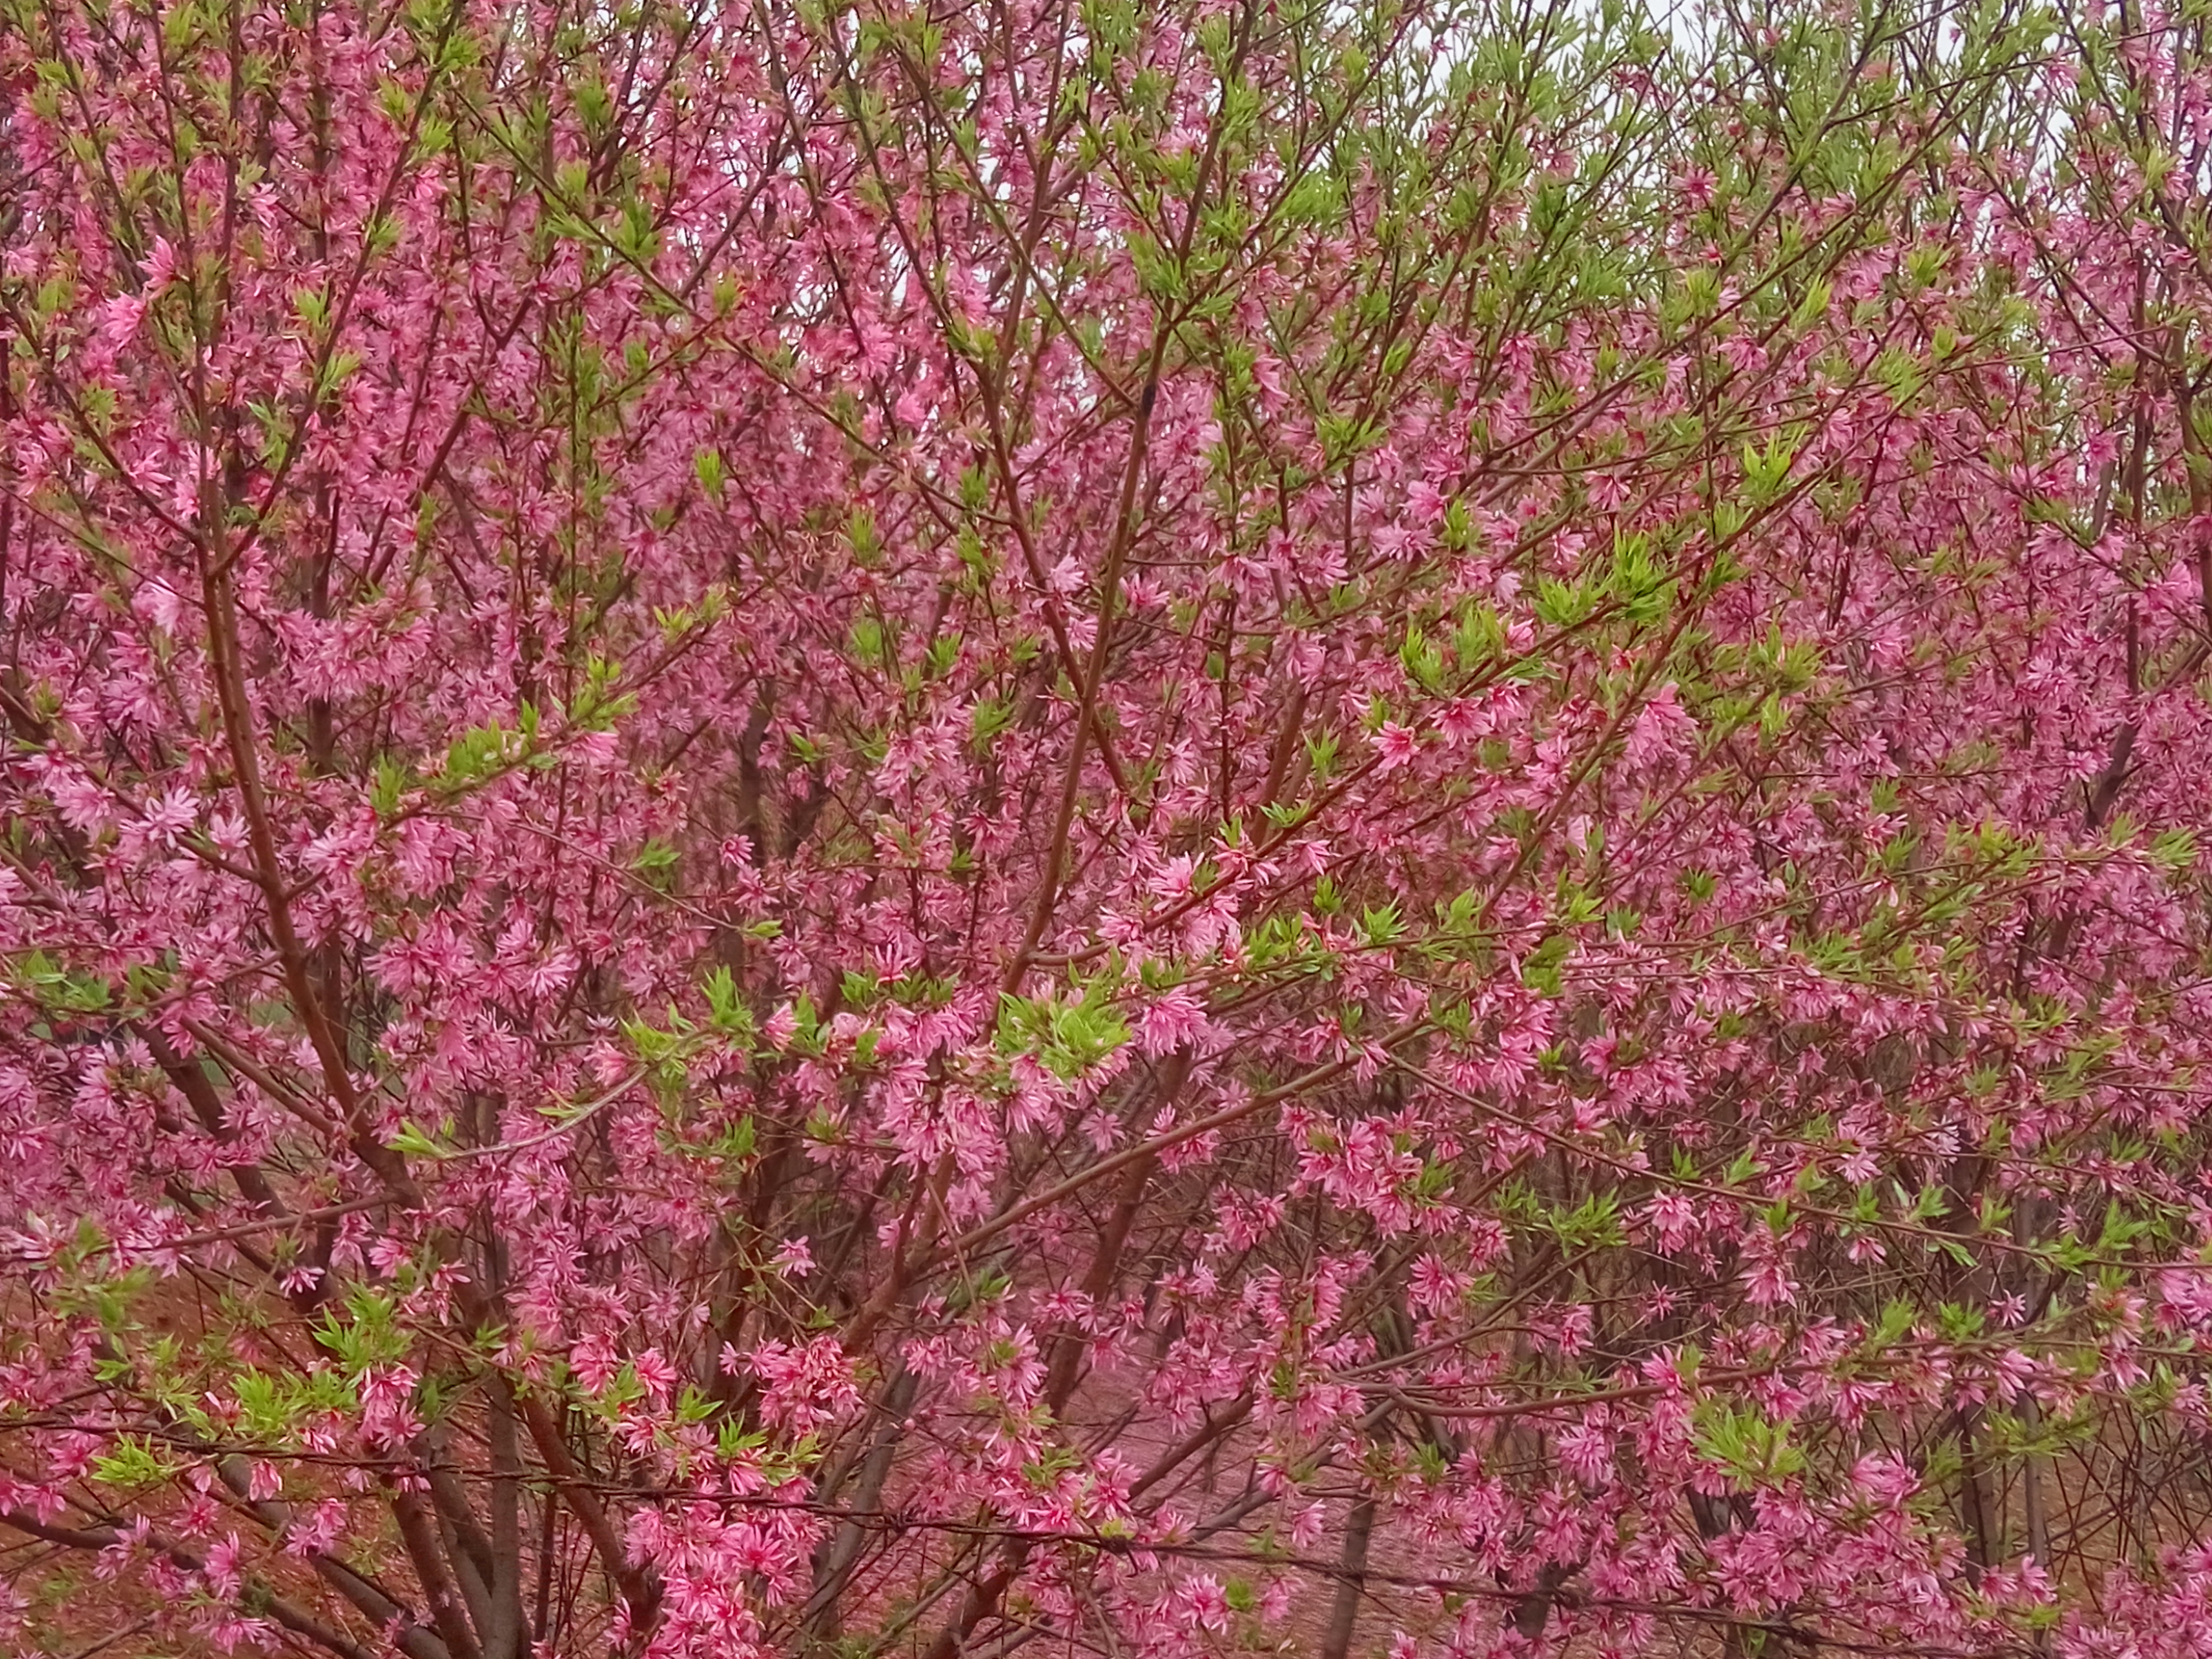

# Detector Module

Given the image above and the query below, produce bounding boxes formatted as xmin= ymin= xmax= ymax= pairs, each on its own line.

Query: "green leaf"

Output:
xmin=93 ymin=1434 xmax=179 ymax=1490
xmin=388 ymin=1121 xmax=447 ymax=1159
xmin=1693 ymin=1401 xmax=1805 ymax=1487
xmin=704 ymin=967 xmax=756 ymax=1044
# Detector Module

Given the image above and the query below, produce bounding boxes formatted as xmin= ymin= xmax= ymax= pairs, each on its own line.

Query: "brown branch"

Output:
xmin=512 ymin=1384 xmax=661 ymax=1641
xmin=388 ymin=1481 xmax=484 ymax=1659
xmin=1 ymin=1509 xmax=432 ymax=1659
xmin=197 ymin=543 xmax=410 ymax=1193
xmin=1319 ymin=1493 xmax=1377 ymax=1659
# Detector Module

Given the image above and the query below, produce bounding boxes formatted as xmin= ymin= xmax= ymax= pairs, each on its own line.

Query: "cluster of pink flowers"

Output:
xmin=5 ymin=0 xmax=2212 ymax=1655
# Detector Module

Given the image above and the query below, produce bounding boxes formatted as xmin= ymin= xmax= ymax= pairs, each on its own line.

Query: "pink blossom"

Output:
xmin=1374 ymin=722 xmax=1420 ymax=771
xmin=0 ymin=12 xmax=2203 ymax=1658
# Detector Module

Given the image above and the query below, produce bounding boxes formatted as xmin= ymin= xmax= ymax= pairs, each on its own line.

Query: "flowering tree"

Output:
xmin=8 ymin=0 xmax=2212 ymax=1654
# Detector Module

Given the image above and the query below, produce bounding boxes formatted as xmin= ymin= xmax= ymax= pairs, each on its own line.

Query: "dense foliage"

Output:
xmin=9 ymin=0 xmax=2212 ymax=1655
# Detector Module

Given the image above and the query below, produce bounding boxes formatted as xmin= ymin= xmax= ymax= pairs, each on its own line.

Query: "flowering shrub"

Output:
xmin=6 ymin=1 xmax=2212 ymax=1656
